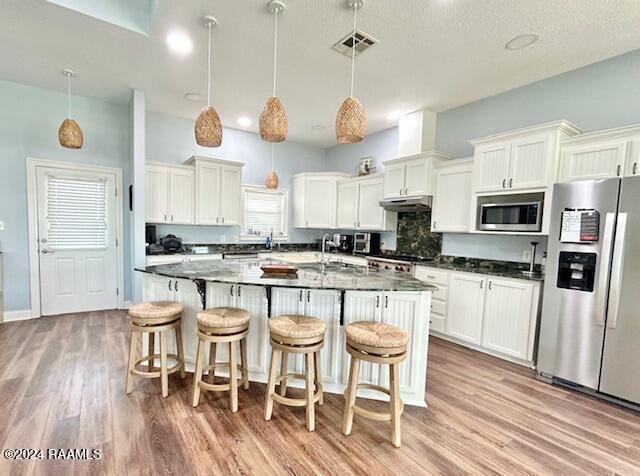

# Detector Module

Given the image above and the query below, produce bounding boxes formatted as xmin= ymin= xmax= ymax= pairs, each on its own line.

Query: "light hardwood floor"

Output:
xmin=1 ymin=310 xmax=640 ymax=475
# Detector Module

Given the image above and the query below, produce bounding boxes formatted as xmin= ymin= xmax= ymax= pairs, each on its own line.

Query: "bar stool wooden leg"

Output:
xmin=229 ymin=341 xmax=238 ymax=412
xmin=240 ymin=337 xmax=249 ymax=390
xmin=159 ymin=331 xmax=169 ymax=398
xmin=314 ymin=350 xmax=323 ymax=405
xmin=389 ymin=362 xmax=401 ymax=448
xmin=208 ymin=342 xmax=216 ymax=384
xmin=148 ymin=332 xmax=155 ymax=372
xmin=175 ymin=325 xmax=186 ymax=379
xmin=126 ymin=329 xmax=138 ymax=395
xmin=265 ymin=348 xmax=278 ymax=420
xmin=279 ymin=351 xmax=288 ymax=396
xmin=192 ymin=338 xmax=204 ymax=407
xmin=305 ymin=352 xmax=316 ymax=431
xmin=343 ymin=356 xmax=360 ymax=436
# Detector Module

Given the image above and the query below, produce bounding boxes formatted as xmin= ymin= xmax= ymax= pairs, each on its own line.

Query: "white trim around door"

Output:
xmin=26 ymin=157 xmax=125 ymax=318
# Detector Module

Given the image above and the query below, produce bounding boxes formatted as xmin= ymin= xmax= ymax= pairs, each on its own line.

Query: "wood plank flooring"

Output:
xmin=1 ymin=310 xmax=640 ymax=475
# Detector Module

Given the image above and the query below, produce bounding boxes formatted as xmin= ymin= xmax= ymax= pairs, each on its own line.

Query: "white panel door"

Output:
xmin=559 ymin=140 xmax=628 ymax=182
xmin=341 ymin=291 xmax=382 ymax=386
xmin=219 ymin=166 xmax=242 ymax=225
xmin=404 ymin=158 xmax=429 ymax=196
xmin=336 ymin=181 xmax=359 ymax=229
xmin=446 ymin=272 xmax=486 ymax=344
xmin=474 ymin=142 xmax=511 ymax=192
xmin=379 ymin=292 xmax=420 ymax=394
xmin=431 ymin=166 xmax=472 ymax=233
xmin=482 ymin=278 xmax=534 ymax=359
xmin=37 ymin=168 xmax=118 ymax=315
xmin=145 ymin=166 xmax=169 ymax=223
xmin=383 ymin=162 xmax=405 ymax=198
xmin=357 ymin=177 xmax=385 ymax=230
xmin=236 ymin=285 xmax=269 ymax=377
xmin=304 ymin=177 xmax=334 ymax=228
xmin=168 ymin=169 xmax=195 ymax=224
xmin=509 ymin=134 xmax=552 ymax=190
xmin=196 ymin=162 xmax=220 ymax=225
xmin=305 ymin=289 xmax=341 ymax=384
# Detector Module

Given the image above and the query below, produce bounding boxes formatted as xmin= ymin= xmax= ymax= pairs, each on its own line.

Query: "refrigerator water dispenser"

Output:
xmin=557 ymin=252 xmax=597 ymax=292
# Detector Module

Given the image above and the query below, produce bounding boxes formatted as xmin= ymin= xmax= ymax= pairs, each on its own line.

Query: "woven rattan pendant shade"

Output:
xmin=260 ymin=96 xmax=288 ymax=142
xmin=195 ymin=105 xmax=222 ymax=147
xmin=265 ymin=170 xmax=279 ymax=189
xmin=58 ymin=118 xmax=84 ymax=149
xmin=336 ymin=96 xmax=366 ymax=143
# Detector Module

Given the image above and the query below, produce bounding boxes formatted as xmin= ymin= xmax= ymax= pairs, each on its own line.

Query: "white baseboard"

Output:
xmin=3 ymin=309 xmax=36 ymax=323
xmin=121 ymin=301 xmax=132 ymax=309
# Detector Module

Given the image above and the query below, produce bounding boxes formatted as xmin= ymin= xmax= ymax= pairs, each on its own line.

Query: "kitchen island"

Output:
xmin=136 ymin=258 xmax=436 ymax=406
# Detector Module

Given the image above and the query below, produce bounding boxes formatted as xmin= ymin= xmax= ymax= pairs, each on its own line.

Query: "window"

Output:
xmin=241 ymin=186 xmax=289 ymax=240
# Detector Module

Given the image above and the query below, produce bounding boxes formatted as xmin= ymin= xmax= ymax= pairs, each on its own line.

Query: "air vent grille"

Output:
xmin=332 ymin=29 xmax=378 ymax=57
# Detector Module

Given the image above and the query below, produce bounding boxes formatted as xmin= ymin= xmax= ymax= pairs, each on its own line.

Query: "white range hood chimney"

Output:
xmin=397 ymin=109 xmax=437 ymax=157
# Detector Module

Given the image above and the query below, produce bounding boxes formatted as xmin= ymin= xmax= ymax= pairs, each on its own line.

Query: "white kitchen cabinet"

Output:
xmin=185 ymin=156 xmax=244 ymax=226
xmin=414 ymin=266 xmax=449 ymax=334
xmin=336 ymin=175 xmax=396 ymax=231
xmin=471 ymin=121 xmax=580 ymax=193
xmin=382 ymin=152 xmax=448 ymax=199
xmin=146 ymin=254 xmax=223 ymax=266
xmin=293 ymin=172 xmax=349 ymax=229
xmin=431 ymin=159 xmax=473 ymax=233
xmin=482 ymin=278 xmax=535 ymax=360
xmin=446 ymin=272 xmax=486 ymax=345
xmin=145 ymin=163 xmax=194 ymax=224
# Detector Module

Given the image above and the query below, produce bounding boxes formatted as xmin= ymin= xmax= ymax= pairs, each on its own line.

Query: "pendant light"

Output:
xmin=265 ymin=144 xmax=279 ymax=189
xmin=336 ymin=0 xmax=366 ymax=144
xmin=259 ymin=0 xmax=288 ymax=143
xmin=195 ymin=16 xmax=223 ymax=147
xmin=58 ymin=69 xmax=83 ymax=149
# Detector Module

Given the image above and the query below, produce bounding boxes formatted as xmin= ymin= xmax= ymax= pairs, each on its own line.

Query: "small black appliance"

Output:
xmin=160 ymin=234 xmax=183 ymax=253
xmin=145 ymin=224 xmax=157 ymax=245
xmin=338 ymin=234 xmax=354 ymax=253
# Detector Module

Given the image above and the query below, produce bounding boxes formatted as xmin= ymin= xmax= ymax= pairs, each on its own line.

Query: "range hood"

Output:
xmin=379 ymin=195 xmax=433 ymax=212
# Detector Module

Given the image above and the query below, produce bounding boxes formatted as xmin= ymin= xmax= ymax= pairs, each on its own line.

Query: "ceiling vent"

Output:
xmin=331 ymin=29 xmax=378 ymax=57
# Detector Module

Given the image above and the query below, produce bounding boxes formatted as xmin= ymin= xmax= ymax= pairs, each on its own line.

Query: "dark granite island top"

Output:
xmin=136 ymin=258 xmax=437 ymax=292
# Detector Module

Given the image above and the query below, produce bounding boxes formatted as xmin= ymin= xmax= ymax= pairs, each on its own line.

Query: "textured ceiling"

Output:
xmin=2 ymin=0 xmax=640 ymax=147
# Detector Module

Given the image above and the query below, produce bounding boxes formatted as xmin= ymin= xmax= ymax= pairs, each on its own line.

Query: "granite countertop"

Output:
xmin=136 ymin=258 xmax=437 ymax=292
xmin=410 ymin=256 xmax=546 ymax=282
xmin=146 ymin=242 xmax=319 ymax=256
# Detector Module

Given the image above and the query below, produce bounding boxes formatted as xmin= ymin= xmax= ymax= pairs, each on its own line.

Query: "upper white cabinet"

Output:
xmin=185 ymin=156 xmax=244 ymax=226
xmin=336 ymin=175 xmax=397 ymax=231
xmin=558 ymin=125 xmax=640 ymax=182
xmin=471 ymin=121 xmax=581 ymax=193
xmin=145 ymin=162 xmax=195 ymax=224
xmin=293 ymin=172 xmax=349 ymax=228
xmin=431 ymin=158 xmax=473 ymax=233
xmin=382 ymin=152 xmax=448 ymax=199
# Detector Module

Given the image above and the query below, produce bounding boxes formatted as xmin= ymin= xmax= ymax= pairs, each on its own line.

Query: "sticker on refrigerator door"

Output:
xmin=560 ymin=209 xmax=600 ymax=243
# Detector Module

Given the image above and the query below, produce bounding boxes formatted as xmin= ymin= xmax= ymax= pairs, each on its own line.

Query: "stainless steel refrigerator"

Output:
xmin=538 ymin=177 xmax=640 ymax=406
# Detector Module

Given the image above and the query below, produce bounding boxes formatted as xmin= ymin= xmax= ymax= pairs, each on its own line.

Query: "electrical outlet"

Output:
xmin=522 ymin=250 xmax=532 ymax=262
xmin=0 ymin=220 xmax=4 ymax=230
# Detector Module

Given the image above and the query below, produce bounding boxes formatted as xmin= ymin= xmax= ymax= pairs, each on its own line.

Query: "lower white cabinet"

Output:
xmin=414 ymin=266 xmax=449 ymax=333
xmin=146 ymin=254 xmax=223 ymax=266
xmin=446 ymin=272 xmax=486 ymax=345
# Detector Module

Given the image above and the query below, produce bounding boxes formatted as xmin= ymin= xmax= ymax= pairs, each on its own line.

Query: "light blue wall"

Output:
xmin=325 ymin=127 xmax=398 ymax=175
xmin=0 ymin=79 xmax=131 ymax=311
xmin=145 ymin=111 xmax=330 ymax=244
xmin=436 ymin=48 xmax=640 ymax=159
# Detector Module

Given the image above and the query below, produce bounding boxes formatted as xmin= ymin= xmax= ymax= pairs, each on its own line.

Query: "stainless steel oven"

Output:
xmin=479 ymin=201 xmax=542 ymax=232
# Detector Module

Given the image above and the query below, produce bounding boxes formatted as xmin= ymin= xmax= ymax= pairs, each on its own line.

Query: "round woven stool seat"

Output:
xmin=197 ymin=307 xmax=251 ymax=328
xmin=346 ymin=321 xmax=408 ymax=349
xmin=129 ymin=301 xmax=183 ymax=320
xmin=269 ymin=315 xmax=326 ymax=339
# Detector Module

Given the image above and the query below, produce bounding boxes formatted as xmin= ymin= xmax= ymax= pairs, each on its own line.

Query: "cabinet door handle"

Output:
xmin=617 ymin=164 xmax=622 ymax=176
xmin=357 ymin=221 xmax=360 ymax=227
xmin=175 ymin=280 xmax=179 ymax=292
xmin=354 ymin=221 xmax=357 ymax=228
xmin=306 ymin=221 xmax=309 ymax=227
xmin=385 ymin=295 xmax=388 ymax=308
xmin=404 ymin=187 xmax=408 ymax=195
xmin=216 ymin=217 xmax=219 ymax=224
xmin=222 ymin=217 xmax=224 ymax=224
xmin=509 ymin=178 xmax=513 ymax=188
xmin=164 ymin=214 xmax=167 ymax=221
xmin=230 ymin=285 xmax=234 ymax=297
xmin=307 ymin=290 xmax=311 ymax=302
xmin=502 ymin=179 xmax=506 ymax=189
xmin=237 ymin=285 xmax=241 ymax=297
xmin=433 ymin=221 xmax=437 ymax=229
xmin=299 ymin=290 xmax=303 ymax=302
xmin=634 ymin=162 xmax=638 ymax=175
xmin=376 ymin=295 xmax=380 ymax=308
xmin=488 ymin=281 xmax=492 ymax=290
xmin=168 ymin=280 xmax=172 ymax=291
xmin=171 ymin=214 xmax=174 ymax=222
xmin=399 ymin=187 xmax=403 ymax=195
xmin=480 ymin=280 xmax=484 ymax=289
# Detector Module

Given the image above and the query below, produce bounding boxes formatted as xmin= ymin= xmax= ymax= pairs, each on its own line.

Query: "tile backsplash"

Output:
xmin=394 ymin=211 xmax=442 ymax=258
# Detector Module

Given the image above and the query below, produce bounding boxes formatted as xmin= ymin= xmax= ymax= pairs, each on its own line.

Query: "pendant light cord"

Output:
xmin=272 ymin=10 xmax=279 ymax=97
xmin=67 ymin=74 xmax=71 ymax=118
xmin=207 ymin=22 xmax=212 ymax=106
xmin=350 ymin=4 xmax=357 ymax=97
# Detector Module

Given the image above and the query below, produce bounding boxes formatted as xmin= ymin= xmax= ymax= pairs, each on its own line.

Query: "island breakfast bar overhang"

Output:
xmin=135 ymin=259 xmax=436 ymax=407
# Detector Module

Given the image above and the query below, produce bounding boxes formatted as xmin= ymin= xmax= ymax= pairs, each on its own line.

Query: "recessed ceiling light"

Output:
xmin=167 ymin=32 xmax=193 ymax=54
xmin=184 ymin=92 xmax=202 ymax=102
xmin=386 ymin=111 xmax=402 ymax=120
xmin=311 ymin=124 xmax=326 ymax=131
xmin=505 ymin=33 xmax=539 ymax=51
xmin=237 ymin=117 xmax=252 ymax=127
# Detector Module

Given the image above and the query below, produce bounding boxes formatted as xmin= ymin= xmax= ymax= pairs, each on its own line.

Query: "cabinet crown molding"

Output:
xmin=470 ymin=120 xmax=581 ymax=146
xmin=292 ymin=172 xmax=350 ymax=178
xmin=383 ymin=150 xmax=449 ymax=165
xmin=560 ymin=123 xmax=640 ymax=145
xmin=337 ymin=173 xmax=384 ymax=184
xmin=146 ymin=160 xmax=194 ymax=171
xmin=184 ymin=155 xmax=245 ymax=167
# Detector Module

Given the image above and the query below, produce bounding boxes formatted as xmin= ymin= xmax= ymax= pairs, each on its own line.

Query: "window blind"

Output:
xmin=47 ymin=176 xmax=108 ymax=249
xmin=242 ymin=188 xmax=287 ymax=237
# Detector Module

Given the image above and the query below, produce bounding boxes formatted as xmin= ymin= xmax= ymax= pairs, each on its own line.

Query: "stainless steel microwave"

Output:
xmin=478 ymin=201 xmax=542 ymax=232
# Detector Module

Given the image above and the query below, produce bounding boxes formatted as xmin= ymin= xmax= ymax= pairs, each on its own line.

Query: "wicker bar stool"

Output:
xmin=342 ymin=321 xmax=409 ymax=447
xmin=126 ymin=301 xmax=186 ymax=398
xmin=192 ymin=307 xmax=251 ymax=412
xmin=264 ymin=315 xmax=326 ymax=431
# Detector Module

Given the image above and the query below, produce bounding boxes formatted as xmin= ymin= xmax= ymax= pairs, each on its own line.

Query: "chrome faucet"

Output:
xmin=321 ymin=233 xmax=337 ymax=268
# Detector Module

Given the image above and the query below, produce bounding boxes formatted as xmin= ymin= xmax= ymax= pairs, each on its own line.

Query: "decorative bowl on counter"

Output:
xmin=260 ymin=264 xmax=298 ymax=275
